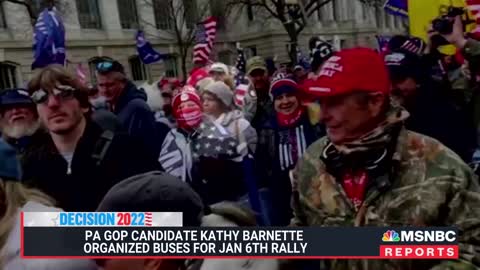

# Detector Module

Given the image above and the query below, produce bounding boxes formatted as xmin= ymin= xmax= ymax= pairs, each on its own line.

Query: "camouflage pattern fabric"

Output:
xmin=290 ymin=107 xmax=480 ymax=270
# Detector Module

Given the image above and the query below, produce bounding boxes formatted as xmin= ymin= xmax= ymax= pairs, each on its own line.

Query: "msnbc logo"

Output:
xmin=383 ymin=230 xmax=400 ymax=242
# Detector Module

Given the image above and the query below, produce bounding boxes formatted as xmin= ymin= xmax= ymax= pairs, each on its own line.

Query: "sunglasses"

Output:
xmin=96 ymin=61 xmax=114 ymax=73
xmin=31 ymin=85 xmax=76 ymax=104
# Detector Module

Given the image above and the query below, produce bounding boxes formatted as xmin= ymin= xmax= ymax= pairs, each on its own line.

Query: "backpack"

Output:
xmin=91 ymin=130 xmax=114 ymax=167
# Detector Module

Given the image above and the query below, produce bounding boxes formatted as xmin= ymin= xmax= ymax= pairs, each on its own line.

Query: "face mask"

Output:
xmin=276 ymin=106 xmax=305 ymax=127
xmin=176 ymin=107 xmax=202 ymax=131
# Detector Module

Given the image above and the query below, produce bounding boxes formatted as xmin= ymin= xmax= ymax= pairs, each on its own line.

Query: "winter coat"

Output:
xmin=159 ymin=128 xmax=195 ymax=182
xmin=3 ymin=201 xmax=96 ymax=270
xmin=403 ymin=79 xmax=476 ymax=162
xmin=113 ymin=81 xmax=158 ymax=156
xmin=291 ymin=127 xmax=480 ymax=270
xmin=21 ymin=120 xmax=160 ymax=211
xmin=187 ymin=202 xmax=279 ymax=270
xmin=256 ymin=113 xmax=325 ymax=225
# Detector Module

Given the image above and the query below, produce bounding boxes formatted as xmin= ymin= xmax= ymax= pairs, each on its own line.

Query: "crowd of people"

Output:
xmin=1 ymin=14 xmax=480 ymax=270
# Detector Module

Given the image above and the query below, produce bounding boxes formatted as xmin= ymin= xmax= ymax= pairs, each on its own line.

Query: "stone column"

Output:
xmin=98 ymin=0 xmax=123 ymax=39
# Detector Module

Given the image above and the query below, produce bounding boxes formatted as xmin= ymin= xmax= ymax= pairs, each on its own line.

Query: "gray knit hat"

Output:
xmin=203 ymin=81 xmax=234 ymax=108
xmin=0 ymin=138 xmax=21 ymax=181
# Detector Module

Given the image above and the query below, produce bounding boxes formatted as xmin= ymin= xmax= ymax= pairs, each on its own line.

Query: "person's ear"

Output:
xmin=368 ymin=92 xmax=386 ymax=116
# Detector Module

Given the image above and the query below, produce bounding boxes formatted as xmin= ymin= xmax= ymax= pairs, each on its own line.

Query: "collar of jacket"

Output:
xmin=40 ymin=120 xmax=103 ymax=161
xmin=113 ymin=81 xmax=146 ymax=114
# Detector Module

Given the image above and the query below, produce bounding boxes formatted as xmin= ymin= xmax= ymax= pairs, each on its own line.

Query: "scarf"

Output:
xmin=276 ymin=106 xmax=305 ymax=128
xmin=176 ymin=107 xmax=202 ymax=131
xmin=322 ymin=105 xmax=409 ymax=210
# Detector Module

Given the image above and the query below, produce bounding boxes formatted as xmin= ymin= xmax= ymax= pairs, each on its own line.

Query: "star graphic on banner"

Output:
xmin=207 ymin=134 xmax=214 ymax=139
xmin=219 ymin=137 xmax=225 ymax=142
xmin=227 ymin=150 xmax=234 ymax=155
xmin=210 ymin=126 xmax=216 ymax=132
xmin=196 ymin=144 xmax=201 ymax=150
xmin=193 ymin=153 xmax=199 ymax=159
xmin=215 ymin=146 xmax=222 ymax=152
xmin=229 ymin=141 xmax=236 ymax=147
xmin=204 ymin=143 xmax=211 ymax=149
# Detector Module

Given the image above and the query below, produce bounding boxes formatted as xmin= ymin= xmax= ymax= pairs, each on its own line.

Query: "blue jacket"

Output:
xmin=114 ymin=81 xmax=158 ymax=155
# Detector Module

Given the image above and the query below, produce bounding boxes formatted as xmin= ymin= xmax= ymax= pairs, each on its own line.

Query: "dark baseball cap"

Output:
xmin=0 ymin=88 xmax=34 ymax=108
xmin=97 ymin=171 xmax=205 ymax=226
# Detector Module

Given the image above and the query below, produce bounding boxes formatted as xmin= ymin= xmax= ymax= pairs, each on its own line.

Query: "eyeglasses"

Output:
xmin=31 ymin=85 xmax=76 ymax=104
xmin=96 ymin=61 xmax=114 ymax=73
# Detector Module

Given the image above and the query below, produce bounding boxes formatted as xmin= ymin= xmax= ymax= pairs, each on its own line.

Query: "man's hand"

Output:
xmin=441 ymin=16 xmax=468 ymax=49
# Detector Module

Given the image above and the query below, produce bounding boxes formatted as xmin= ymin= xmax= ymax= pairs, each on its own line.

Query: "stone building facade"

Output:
xmin=0 ymin=0 xmax=406 ymax=89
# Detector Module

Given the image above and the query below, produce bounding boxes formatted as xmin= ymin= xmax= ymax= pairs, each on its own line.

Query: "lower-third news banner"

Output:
xmin=22 ymin=212 xmax=459 ymax=259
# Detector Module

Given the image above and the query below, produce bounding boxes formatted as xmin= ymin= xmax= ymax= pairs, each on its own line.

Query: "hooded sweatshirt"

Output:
xmin=113 ymin=81 xmax=158 ymax=155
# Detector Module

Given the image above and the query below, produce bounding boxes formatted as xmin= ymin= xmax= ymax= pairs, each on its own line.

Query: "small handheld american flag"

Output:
xmin=234 ymin=43 xmax=249 ymax=108
xmin=193 ymin=17 xmax=217 ymax=65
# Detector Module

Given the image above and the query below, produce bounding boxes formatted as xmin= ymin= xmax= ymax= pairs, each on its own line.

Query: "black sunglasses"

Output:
xmin=31 ymin=85 xmax=76 ymax=104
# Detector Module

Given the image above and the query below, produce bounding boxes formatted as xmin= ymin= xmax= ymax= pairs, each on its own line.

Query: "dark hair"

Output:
xmin=28 ymin=65 xmax=91 ymax=109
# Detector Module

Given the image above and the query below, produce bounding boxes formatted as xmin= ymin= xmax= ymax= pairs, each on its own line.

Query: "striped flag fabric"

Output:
xmin=466 ymin=0 xmax=480 ymax=33
xmin=193 ymin=16 xmax=217 ymax=65
xmin=76 ymin=63 xmax=87 ymax=85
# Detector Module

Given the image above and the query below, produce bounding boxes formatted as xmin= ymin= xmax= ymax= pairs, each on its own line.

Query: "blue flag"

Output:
xmin=384 ymin=0 xmax=408 ymax=18
xmin=136 ymin=30 xmax=163 ymax=64
xmin=32 ymin=8 xmax=66 ymax=69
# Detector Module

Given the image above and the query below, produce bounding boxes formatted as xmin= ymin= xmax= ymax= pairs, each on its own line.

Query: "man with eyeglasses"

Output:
xmin=95 ymin=60 xmax=159 ymax=156
xmin=0 ymin=88 xmax=43 ymax=155
xmin=21 ymin=65 xmax=160 ymax=211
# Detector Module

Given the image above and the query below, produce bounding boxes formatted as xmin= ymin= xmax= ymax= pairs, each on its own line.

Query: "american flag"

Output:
xmin=234 ymin=45 xmax=246 ymax=85
xmin=233 ymin=44 xmax=249 ymax=108
xmin=145 ymin=212 xmax=153 ymax=226
xmin=191 ymin=121 xmax=242 ymax=160
xmin=466 ymin=0 xmax=480 ymax=33
xmin=76 ymin=63 xmax=87 ymax=85
xmin=193 ymin=16 xmax=217 ymax=65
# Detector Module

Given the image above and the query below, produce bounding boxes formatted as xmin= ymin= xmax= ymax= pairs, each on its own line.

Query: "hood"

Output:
xmin=217 ymin=110 xmax=245 ymax=127
xmin=142 ymin=81 xmax=164 ymax=112
xmin=114 ymin=81 xmax=148 ymax=113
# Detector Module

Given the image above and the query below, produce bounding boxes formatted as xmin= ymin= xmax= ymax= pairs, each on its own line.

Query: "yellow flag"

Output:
xmin=408 ymin=0 xmax=475 ymax=55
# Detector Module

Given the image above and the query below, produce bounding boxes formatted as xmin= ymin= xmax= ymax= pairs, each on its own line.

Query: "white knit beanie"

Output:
xmin=204 ymin=81 xmax=234 ymax=108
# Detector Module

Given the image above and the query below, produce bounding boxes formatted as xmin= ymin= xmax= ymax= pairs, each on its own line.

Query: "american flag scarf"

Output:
xmin=193 ymin=16 xmax=217 ymax=65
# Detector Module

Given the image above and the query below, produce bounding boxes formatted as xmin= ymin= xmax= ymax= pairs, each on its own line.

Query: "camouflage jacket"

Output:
xmin=290 ymin=127 xmax=480 ymax=270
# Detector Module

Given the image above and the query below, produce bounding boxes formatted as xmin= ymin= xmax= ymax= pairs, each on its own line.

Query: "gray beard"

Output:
xmin=1 ymin=119 xmax=41 ymax=140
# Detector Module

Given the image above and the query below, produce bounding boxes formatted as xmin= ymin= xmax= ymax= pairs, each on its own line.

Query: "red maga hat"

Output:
xmin=303 ymin=48 xmax=390 ymax=97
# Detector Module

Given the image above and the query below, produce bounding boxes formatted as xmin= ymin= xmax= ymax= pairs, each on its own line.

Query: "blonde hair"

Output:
xmin=223 ymin=76 xmax=235 ymax=91
xmin=0 ymin=179 xmax=55 ymax=255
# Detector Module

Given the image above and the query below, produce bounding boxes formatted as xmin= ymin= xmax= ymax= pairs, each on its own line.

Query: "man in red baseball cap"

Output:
xmin=292 ymin=48 xmax=480 ymax=270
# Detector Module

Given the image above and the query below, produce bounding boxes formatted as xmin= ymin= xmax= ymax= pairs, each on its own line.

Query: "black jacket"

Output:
xmin=256 ymin=113 xmax=325 ymax=225
xmin=404 ymin=81 xmax=476 ymax=161
xmin=21 ymin=121 xmax=161 ymax=211
xmin=114 ymin=82 xmax=159 ymax=155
